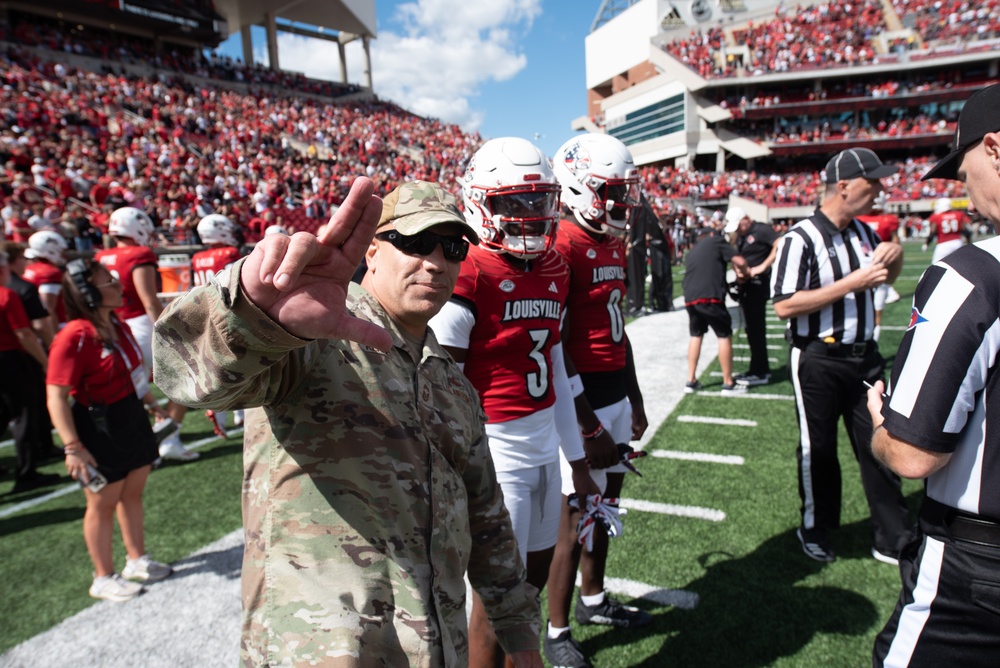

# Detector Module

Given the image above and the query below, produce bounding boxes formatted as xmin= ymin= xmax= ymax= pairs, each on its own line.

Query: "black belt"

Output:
xmin=792 ymin=337 xmax=875 ymax=358
xmin=920 ymin=496 xmax=1000 ymax=547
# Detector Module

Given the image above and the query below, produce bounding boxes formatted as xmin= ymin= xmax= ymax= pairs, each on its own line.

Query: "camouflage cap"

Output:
xmin=377 ymin=181 xmax=479 ymax=243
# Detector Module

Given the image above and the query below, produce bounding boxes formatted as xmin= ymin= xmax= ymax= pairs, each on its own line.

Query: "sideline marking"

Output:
xmin=677 ymin=415 xmax=757 ymax=427
xmin=652 ymin=449 xmax=744 ymax=465
xmin=621 ymin=497 xmax=726 ymax=522
xmin=0 ymin=430 xmax=241 ymax=520
xmin=733 ymin=344 xmax=784 ymax=350
xmin=766 ymin=334 xmax=787 ymax=339
xmin=577 ymin=573 xmax=700 ymax=610
xmin=696 ymin=391 xmax=795 ymax=401
xmin=733 ymin=356 xmax=778 ymax=363
xmin=880 ymin=326 xmax=908 ymax=331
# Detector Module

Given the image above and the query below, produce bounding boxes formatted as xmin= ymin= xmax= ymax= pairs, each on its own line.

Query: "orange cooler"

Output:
xmin=158 ymin=254 xmax=191 ymax=293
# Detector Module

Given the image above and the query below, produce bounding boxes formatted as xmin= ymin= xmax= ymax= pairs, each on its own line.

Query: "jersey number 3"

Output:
xmin=525 ymin=329 xmax=551 ymax=400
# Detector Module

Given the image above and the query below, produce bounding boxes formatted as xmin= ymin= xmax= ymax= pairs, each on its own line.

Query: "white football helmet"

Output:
xmin=934 ymin=197 xmax=952 ymax=214
xmin=872 ymin=193 xmax=887 ymax=211
xmin=25 ymin=230 xmax=68 ymax=265
xmin=552 ymin=133 xmax=641 ymax=235
xmin=197 ymin=214 xmax=239 ymax=247
xmin=264 ymin=225 xmax=290 ymax=236
xmin=461 ymin=137 xmax=561 ymax=258
xmin=108 ymin=207 xmax=155 ymax=246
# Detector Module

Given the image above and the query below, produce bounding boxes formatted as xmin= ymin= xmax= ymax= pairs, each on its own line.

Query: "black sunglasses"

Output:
xmin=376 ymin=230 xmax=469 ymax=262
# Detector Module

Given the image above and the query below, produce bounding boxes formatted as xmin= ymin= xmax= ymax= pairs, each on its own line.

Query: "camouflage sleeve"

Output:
xmin=464 ymin=431 xmax=542 ymax=654
xmin=152 ymin=257 xmax=311 ymax=411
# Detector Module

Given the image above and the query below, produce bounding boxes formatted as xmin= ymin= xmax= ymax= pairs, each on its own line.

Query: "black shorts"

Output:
xmin=73 ymin=394 xmax=159 ymax=484
xmin=687 ymin=302 xmax=733 ymax=338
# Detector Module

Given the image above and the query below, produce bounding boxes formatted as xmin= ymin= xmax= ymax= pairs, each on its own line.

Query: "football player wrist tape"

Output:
xmin=567 ymin=374 xmax=584 ymax=397
xmin=569 ymin=494 xmax=623 ymax=552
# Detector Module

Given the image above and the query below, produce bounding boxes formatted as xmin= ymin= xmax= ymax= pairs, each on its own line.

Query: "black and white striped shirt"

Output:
xmin=771 ymin=211 xmax=882 ymax=344
xmin=883 ymin=236 xmax=1000 ymax=519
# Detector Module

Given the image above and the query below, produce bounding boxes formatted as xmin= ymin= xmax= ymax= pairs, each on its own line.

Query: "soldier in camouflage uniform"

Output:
xmin=153 ymin=178 xmax=543 ymax=668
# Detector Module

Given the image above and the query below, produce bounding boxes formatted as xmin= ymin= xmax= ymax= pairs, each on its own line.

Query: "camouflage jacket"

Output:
xmin=153 ymin=259 xmax=540 ymax=667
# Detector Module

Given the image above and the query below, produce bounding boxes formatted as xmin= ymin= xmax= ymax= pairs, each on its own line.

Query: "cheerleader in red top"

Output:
xmin=46 ymin=259 xmax=173 ymax=602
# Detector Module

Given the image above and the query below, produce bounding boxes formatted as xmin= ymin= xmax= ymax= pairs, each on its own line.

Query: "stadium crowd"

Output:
xmin=663 ymin=0 xmax=1000 ymax=79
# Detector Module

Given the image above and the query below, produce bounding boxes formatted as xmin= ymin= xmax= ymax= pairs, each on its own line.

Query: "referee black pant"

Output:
xmin=788 ymin=345 xmax=912 ymax=555
xmin=874 ymin=499 xmax=1000 ymax=667
xmin=740 ymin=278 xmax=770 ymax=376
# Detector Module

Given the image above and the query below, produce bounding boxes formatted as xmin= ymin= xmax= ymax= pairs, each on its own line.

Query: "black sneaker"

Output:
xmin=797 ymin=527 xmax=835 ymax=562
xmin=543 ymin=629 xmax=592 ymax=668
xmin=684 ymin=380 xmax=703 ymax=393
xmin=574 ymin=594 xmax=652 ymax=628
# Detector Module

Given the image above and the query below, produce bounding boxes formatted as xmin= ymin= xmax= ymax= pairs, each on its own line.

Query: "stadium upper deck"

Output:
xmin=579 ymin=0 xmax=999 ymax=220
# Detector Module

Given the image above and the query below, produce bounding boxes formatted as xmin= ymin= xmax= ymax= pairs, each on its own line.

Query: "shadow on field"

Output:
xmin=0 ymin=506 xmax=83 ymax=538
xmin=584 ymin=519 xmax=881 ymax=667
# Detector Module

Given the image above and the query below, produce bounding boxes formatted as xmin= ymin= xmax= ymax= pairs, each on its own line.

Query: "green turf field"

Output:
xmin=0 ymin=240 xmax=939 ymax=665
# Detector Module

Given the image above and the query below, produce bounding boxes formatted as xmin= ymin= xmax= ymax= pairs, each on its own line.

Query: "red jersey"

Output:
xmin=0 ymin=285 xmax=30 ymax=351
xmin=929 ymin=210 xmax=970 ymax=244
xmin=553 ymin=221 xmax=628 ymax=373
xmin=95 ymin=245 xmax=157 ymax=320
xmin=47 ymin=318 xmax=144 ymax=406
xmin=192 ymin=246 xmax=241 ymax=287
xmin=22 ymin=260 xmax=66 ymax=323
xmin=857 ymin=212 xmax=900 ymax=243
xmin=452 ymin=246 xmax=570 ymax=423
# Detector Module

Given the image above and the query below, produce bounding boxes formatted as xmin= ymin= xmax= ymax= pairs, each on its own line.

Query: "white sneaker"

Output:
xmin=159 ymin=432 xmax=200 ymax=461
xmin=232 ymin=410 xmax=244 ymax=427
xmin=872 ymin=548 xmax=900 ymax=566
xmin=89 ymin=573 xmax=144 ymax=602
xmin=205 ymin=410 xmax=229 ymax=438
xmin=122 ymin=554 xmax=173 ymax=583
xmin=886 ymin=286 xmax=901 ymax=304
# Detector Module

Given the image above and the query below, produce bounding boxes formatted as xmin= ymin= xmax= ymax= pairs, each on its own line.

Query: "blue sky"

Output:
xmin=213 ymin=0 xmax=596 ymax=158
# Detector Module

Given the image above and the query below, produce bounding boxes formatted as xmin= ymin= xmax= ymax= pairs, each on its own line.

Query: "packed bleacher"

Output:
xmin=662 ymin=0 xmax=1000 ymax=80
xmin=0 ymin=22 xmax=970 ymax=250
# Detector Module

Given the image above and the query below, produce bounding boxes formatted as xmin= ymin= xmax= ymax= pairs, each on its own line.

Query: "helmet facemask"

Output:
xmin=479 ymin=185 xmax=560 ymax=258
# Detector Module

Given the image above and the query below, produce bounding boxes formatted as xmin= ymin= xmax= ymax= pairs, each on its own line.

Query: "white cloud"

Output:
xmin=256 ymin=0 xmax=541 ymax=133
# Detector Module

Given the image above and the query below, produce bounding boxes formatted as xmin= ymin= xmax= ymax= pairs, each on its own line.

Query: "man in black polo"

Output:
xmin=682 ymin=228 xmax=748 ymax=395
xmin=771 ymin=148 xmax=913 ymax=564
xmin=724 ymin=207 xmax=779 ymax=386
xmin=867 ymin=83 xmax=1000 ymax=667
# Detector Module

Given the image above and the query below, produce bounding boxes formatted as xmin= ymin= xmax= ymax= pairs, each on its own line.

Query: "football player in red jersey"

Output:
xmin=927 ymin=197 xmax=971 ymax=263
xmin=543 ymin=133 xmax=651 ymax=667
xmin=429 ymin=138 xmax=597 ymax=667
xmin=193 ymin=214 xmax=245 ymax=436
xmin=22 ymin=230 xmax=69 ymax=329
xmin=95 ymin=207 xmax=194 ymax=462
xmin=857 ymin=194 xmax=902 ymax=341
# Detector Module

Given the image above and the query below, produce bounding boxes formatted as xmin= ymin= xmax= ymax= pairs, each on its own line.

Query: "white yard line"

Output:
xmin=696 ymin=391 xmax=795 ymax=401
xmin=733 ymin=344 xmax=784 ymax=350
xmin=651 ymin=450 xmax=744 ymax=465
xmin=620 ymin=497 xmax=726 ymax=522
xmin=732 ymin=356 xmax=779 ymax=363
xmin=0 ymin=431 xmax=239 ymax=520
xmin=582 ymin=573 xmax=700 ymax=610
xmin=677 ymin=415 xmax=757 ymax=427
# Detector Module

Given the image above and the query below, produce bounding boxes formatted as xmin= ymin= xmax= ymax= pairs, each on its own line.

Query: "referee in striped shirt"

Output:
xmin=867 ymin=83 xmax=1000 ymax=667
xmin=771 ymin=147 xmax=913 ymax=564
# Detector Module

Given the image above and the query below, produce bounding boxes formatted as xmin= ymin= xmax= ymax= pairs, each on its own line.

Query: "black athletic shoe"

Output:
xmin=797 ymin=527 xmax=835 ymax=562
xmin=684 ymin=380 xmax=703 ymax=393
xmin=543 ymin=629 xmax=592 ymax=668
xmin=574 ymin=594 xmax=653 ymax=628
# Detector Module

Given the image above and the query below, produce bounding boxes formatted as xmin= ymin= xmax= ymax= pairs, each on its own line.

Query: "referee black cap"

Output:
xmin=822 ymin=148 xmax=898 ymax=183
xmin=923 ymin=83 xmax=1000 ymax=181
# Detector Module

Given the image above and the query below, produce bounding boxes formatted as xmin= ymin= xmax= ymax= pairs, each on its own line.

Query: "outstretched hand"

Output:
xmin=240 ymin=177 xmax=393 ymax=351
